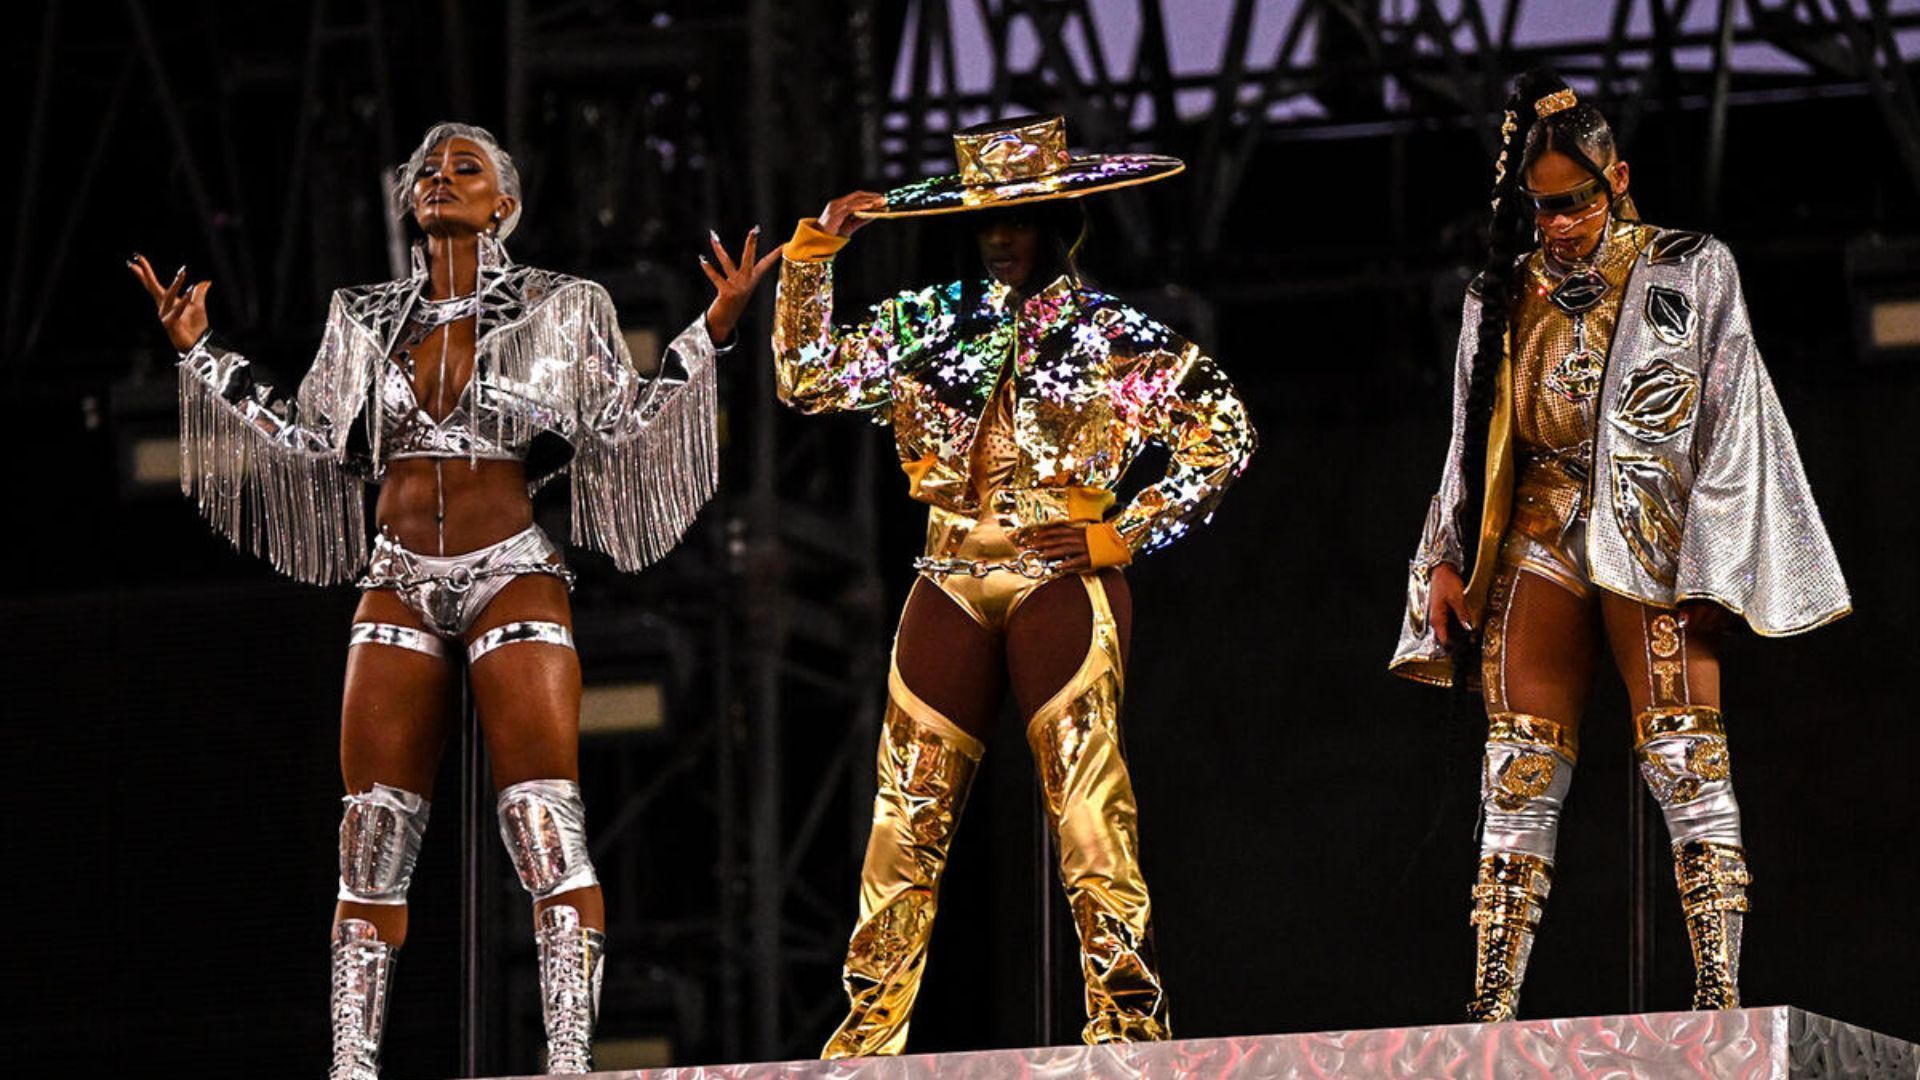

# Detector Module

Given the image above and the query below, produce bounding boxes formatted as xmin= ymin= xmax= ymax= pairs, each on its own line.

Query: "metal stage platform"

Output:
xmin=487 ymin=1006 xmax=1916 ymax=1079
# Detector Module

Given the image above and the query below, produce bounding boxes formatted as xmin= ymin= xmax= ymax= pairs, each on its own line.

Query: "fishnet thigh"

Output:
xmin=1600 ymin=596 xmax=1722 ymax=715
xmin=1006 ymin=569 xmax=1132 ymax=722
xmin=1481 ymin=560 xmax=1602 ymax=732
xmin=894 ymin=578 xmax=1007 ymax=742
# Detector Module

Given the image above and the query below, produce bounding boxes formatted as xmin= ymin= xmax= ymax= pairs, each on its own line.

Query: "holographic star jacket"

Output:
xmin=1390 ymin=227 xmax=1850 ymax=686
xmin=772 ymin=234 xmax=1255 ymax=558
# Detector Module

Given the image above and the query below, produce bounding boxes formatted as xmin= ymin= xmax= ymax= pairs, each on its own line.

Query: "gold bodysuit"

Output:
xmin=922 ymin=369 xmax=1063 ymax=630
xmin=1503 ymin=219 xmax=1656 ymax=596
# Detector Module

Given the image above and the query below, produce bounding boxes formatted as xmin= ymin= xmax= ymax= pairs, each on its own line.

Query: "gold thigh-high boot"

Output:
xmin=1468 ymin=713 xmax=1577 ymax=1022
xmin=1026 ymin=575 xmax=1171 ymax=1045
xmin=1635 ymin=707 xmax=1749 ymax=1009
xmin=821 ymin=661 xmax=985 ymax=1059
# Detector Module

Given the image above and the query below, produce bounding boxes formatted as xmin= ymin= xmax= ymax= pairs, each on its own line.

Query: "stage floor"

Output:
xmin=489 ymin=1006 xmax=1917 ymax=1078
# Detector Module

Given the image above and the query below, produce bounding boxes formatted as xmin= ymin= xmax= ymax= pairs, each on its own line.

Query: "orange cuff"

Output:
xmin=1085 ymin=522 xmax=1133 ymax=569
xmin=786 ymin=217 xmax=850 ymax=262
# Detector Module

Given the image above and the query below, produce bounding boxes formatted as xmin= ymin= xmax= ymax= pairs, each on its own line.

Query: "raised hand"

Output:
xmin=1428 ymin=561 xmax=1472 ymax=648
xmin=700 ymin=227 xmax=784 ymax=345
xmin=817 ymin=191 xmax=888 ymax=239
xmin=128 ymin=253 xmax=211 ymax=353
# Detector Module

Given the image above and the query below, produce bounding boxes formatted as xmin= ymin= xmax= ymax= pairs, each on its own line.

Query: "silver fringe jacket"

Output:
xmin=772 ymin=256 xmax=1256 ymax=556
xmin=177 ymin=235 xmax=719 ymax=584
xmin=1391 ymin=228 xmax=1850 ymax=685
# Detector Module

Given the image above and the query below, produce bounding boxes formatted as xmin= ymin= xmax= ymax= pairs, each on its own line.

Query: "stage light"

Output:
xmin=588 ymin=1035 xmax=673 ymax=1069
xmin=1845 ymin=234 xmax=1920 ymax=364
xmin=579 ymin=679 xmax=666 ymax=736
xmin=129 ymin=435 xmax=181 ymax=487
xmin=624 ymin=327 xmax=662 ymax=372
xmin=109 ymin=360 xmax=183 ymax=498
xmin=1869 ymin=298 xmax=1920 ymax=349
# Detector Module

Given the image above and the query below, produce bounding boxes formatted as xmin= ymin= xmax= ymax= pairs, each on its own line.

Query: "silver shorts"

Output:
xmin=358 ymin=524 xmax=574 ymax=637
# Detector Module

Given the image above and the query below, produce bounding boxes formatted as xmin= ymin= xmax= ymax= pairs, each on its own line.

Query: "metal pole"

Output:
xmin=1627 ymin=759 xmax=1654 ymax=1012
xmin=746 ymin=0 xmax=785 ymax=1056
xmin=1701 ymin=0 xmax=1738 ymax=221
xmin=4 ymin=0 xmax=60 ymax=363
xmin=460 ymin=680 xmax=490 ymax=1074
xmin=1035 ymin=796 xmax=1056 ymax=1045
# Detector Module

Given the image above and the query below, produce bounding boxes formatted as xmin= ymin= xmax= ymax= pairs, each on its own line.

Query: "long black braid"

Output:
xmin=1450 ymin=70 xmax=1566 ymax=694
xmin=1393 ymin=72 xmax=1607 ymax=890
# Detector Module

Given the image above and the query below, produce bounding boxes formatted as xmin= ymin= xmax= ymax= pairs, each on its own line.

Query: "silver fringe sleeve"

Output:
xmin=176 ymin=295 xmax=370 ymax=586
xmin=499 ymin=284 xmax=717 ymax=572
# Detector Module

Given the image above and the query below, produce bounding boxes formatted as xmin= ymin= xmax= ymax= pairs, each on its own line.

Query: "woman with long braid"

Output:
xmin=1390 ymin=71 xmax=1849 ymax=1020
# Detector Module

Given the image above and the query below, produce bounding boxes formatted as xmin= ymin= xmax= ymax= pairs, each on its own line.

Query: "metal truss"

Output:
xmin=502 ymin=0 xmax=894 ymax=1064
xmin=19 ymin=0 xmax=1916 ymax=1068
xmin=877 ymin=0 xmax=1920 ymax=257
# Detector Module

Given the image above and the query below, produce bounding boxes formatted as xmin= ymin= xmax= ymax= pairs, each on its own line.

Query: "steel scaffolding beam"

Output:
xmin=875 ymin=0 xmax=1920 ymax=258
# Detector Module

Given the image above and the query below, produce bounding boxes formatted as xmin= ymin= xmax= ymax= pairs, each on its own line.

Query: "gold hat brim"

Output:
xmin=855 ymin=154 xmax=1185 ymax=219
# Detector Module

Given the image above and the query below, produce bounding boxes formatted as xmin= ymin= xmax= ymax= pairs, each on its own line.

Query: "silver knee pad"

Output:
xmin=1636 ymin=708 xmax=1743 ymax=847
xmin=338 ymin=784 xmax=431 ymax=905
xmin=1479 ymin=714 xmax=1579 ymax=862
xmin=498 ymin=779 xmax=599 ymax=900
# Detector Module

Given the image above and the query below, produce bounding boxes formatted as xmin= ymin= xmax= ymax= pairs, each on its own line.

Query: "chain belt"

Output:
xmin=913 ymin=551 xmax=1062 ymax=581
xmin=359 ymin=559 xmax=575 ymax=593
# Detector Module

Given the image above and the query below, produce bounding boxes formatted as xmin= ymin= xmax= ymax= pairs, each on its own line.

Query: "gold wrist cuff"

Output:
xmin=786 ymin=216 xmax=850 ymax=262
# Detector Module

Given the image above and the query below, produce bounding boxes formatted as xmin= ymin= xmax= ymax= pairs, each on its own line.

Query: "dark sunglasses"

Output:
xmin=1523 ymin=173 xmax=1611 ymax=217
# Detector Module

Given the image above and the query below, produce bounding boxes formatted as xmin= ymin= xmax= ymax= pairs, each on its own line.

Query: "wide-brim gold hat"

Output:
xmin=856 ymin=115 xmax=1184 ymax=219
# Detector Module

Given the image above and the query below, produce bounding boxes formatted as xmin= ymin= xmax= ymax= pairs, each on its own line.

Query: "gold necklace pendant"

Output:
xmin=1545 ymin=314 xmax=1605 ymax=401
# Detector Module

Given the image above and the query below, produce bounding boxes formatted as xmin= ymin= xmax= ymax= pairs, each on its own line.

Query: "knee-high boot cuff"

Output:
xmin=1467 ymin=852 xmax=1553 ymax=1023
xmin=822 ymin=671 xmax=982 ymax=1060
xmin=1635 ymin=707 xmax=1748 ymax=1007
xmin=329 ymin=920 xmax=395 ymax=1080
xmin=1675 ymin=840 xmax=1750 ymax=1010
xmin=537 ymin=904 xmax=606 ymax=1074
xmin=1027 ymin=576 xmax=1170 ymax=1045
xmin=1479 ymin=713 xmax=1577 ymax=863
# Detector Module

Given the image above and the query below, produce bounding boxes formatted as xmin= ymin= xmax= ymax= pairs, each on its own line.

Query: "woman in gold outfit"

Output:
xmin=1391 ymin=73 xmax=1849 ymax=1020
xmin=773 ymin=116 xmax=1256 ymax=1056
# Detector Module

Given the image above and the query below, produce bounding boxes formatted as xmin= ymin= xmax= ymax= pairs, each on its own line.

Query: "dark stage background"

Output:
xmin=4 ymin=2 xmax=1918 ymax=1077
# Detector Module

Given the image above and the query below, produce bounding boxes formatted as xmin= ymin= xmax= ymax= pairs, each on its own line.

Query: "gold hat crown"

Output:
xmin=859 ymin=114 xmax=1184 ymax=219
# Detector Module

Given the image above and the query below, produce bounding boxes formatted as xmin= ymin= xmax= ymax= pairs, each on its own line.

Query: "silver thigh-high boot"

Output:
xmin=1468 ymin=714 xmax=1577 ymax=1022
xmin=332 ymin=783 xmax=431 ymax=1080
xmin=499 ymin=778 xmax=605 ymax=1074
xmin=1635 ymin=707 xmax=1749 ymax=1009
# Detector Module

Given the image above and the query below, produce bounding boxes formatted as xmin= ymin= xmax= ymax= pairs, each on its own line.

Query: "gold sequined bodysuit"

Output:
xmin=1504 ymin=219 xmax=1656 ymax=595
xmin=916 ymin=370 xmax=1056 ymax=630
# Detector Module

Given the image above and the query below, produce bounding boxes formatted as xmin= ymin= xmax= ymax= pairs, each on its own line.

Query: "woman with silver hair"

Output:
xmin=130 ymin=121 xmax=778 ymax=1077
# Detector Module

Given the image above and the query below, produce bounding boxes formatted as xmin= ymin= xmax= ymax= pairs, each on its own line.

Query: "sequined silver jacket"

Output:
xmin=1392 ymin=229 xmax=1850 ymax=681
xmin=177 ymin=235 xmax=719 ymax=584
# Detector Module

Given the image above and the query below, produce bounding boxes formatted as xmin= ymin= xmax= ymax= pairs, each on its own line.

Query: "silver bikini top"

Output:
xmin=380 ymin=292 xmax=523 ymax=462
